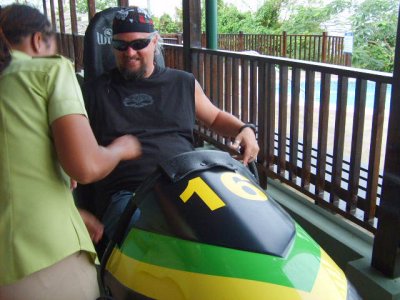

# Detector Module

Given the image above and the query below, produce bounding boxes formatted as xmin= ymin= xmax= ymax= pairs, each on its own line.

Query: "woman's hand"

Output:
xmin=109 ymin=134 xmax=142 ymax=161
xmin=78 ymin=209 xmax=104 ymax=244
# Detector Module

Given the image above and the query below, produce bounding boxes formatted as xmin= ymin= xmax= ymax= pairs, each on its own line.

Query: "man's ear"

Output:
xmin=150 ymin=34 xmax=157 ymax=46
xmin=31 ymin=32 xmax=43 ymax=54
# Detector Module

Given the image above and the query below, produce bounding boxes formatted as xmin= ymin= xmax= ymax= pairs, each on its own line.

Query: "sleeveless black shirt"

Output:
xmin=82 ymin=66 xmax=196 ymax=212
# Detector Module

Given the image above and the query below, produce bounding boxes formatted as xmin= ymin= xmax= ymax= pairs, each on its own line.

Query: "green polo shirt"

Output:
xmin=0 ymin=51 xmax=96 ymax=285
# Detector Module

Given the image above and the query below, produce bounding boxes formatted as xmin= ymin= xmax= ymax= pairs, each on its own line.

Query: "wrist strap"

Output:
xmin=239 ymin=123 xmax=257 ymax=134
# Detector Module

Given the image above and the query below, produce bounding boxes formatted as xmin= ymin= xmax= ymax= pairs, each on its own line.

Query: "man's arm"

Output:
xmin=194 ymin=80 xmax=259 ymax=165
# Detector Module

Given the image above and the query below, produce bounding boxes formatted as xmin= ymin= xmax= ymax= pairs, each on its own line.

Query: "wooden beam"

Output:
xmin=118 ymin=0 xmax=129 ymax=6
xmin=42 ymin=0 xmax=48 ymax=18
xmin=183 ymin=0 xmax=201 ymax=72
xmin=49 ymin=0 xmax=57 ymax=31
xmin=372 ymin=3 xmax=400 ymax=278
xmin=87 ymin=0 xmax=95 ymax=20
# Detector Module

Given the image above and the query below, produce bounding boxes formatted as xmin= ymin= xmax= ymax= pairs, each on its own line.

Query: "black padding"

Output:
xmin=159 ymin=150 xmax=239 ymax=182
xmin=84 ymin=7 xmax=120 ymax=83
xmin=83 ymin=7 xmax=165 ymax=83
xmin=128 ymin=150 xmax=296 ymax=258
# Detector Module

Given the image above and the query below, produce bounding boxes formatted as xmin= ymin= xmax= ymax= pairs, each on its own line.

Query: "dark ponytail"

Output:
xmin=0 ymin=4 xmax=53 ymax=74
xmin=0 ymin=6 xmax=12 ymax=73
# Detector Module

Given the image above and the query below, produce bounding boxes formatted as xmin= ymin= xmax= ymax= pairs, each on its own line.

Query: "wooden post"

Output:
xmin=371 ymin=5 xmax=400 ymax=278
xmin=42 ymin=0 xmax=48 ymax=18
xmin=344 ymin=53 xmax=352 ymax=67
xmin=200 ymin=32 xmax=204 ymax=47
xmin=87 ymin=0 xmax=95 ymax=20
xmin=69 ymin=0 xmax=79 ymax=71
xmin=321 ymin=32 xmax=327 ymax=63
xmin=118 ymin=0 xmax=129 ymax=7
xmin=281 ymin=31 xmax=287 ymax=57
xmin=177 ymin=33 xmax=183 ymax=45
xmin=69 ymin=0 xmax=78 ymax=35
xmin=49 ymin=0 xmax=57 ymax=31
xmin=239 ymin=31 xmax=244 ymax=51
xmin=48 ymin=0 xmax=61 ymax=54
xmin=182 ymin=0 xmax=201 ymax=72
xmin=57 ymin=0 xmax=66 ymax=56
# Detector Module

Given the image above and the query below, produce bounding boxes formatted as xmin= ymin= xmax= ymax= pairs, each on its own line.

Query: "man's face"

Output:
xmin=112 ymin=31 xmax=157 ymax=80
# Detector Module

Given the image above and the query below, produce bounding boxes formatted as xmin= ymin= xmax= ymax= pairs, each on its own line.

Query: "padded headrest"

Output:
xmin=83 ymin=7 xmax=164 ymax=83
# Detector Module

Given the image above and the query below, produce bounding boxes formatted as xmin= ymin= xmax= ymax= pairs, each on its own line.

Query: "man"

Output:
xmin=76 ymin=7 xmax=259 ymax=247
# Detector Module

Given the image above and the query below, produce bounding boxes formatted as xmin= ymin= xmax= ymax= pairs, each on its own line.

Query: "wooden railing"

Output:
xmin=163 ymin=44 xmax=391 ymax=235
xmin=56 ymin=33 xmax=85 ymax=71
xmin=58 ymin=32 xmax=393 ymax=269
xmin=164 ymin=32 xmax=349 ymax=66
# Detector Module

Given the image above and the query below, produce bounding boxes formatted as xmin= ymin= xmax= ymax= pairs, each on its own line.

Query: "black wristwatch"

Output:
xmin=239 ymin=123 xmax=257 ymax=135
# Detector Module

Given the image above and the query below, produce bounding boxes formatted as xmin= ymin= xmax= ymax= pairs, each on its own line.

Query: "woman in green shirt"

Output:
xmin=0 ymin=4 xmax=141 ymax=300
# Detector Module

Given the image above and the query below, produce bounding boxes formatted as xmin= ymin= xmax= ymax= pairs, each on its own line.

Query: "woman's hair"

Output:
xmin=0 ymin=4 xmax=53 ymax=73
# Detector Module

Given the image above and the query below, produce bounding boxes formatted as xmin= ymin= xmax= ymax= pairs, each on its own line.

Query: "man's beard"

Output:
xmin=119 ymin=65 xmax=147 ymax=81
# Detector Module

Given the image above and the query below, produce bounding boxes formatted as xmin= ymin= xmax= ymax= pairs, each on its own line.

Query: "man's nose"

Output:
xmin=124 ymin=46 xmax=138 ymax=56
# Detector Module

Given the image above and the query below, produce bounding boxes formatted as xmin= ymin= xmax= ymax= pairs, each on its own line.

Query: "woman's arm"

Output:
xmin=51 ymin=114 xmax=141 ymax=184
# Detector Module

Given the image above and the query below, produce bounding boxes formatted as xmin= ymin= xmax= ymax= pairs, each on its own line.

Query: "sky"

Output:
xmin=0 ymin=0 xmax=340 ymax=17
xmin=0 ymin=0 xmax=262 ymax=16
xmin=130 ymin=0 xmax=263 ymax=17
xmin=130 ymin=0 xmax=345 ymax=17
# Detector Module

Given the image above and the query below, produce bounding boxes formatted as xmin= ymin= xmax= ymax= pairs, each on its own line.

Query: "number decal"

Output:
xmin=180 ymin=177 xmax=226 ymax=211
xmin=220 ymin=172 xmax=268 ymax=201
xmin=179 ymin=172 xmax=267 ymax=211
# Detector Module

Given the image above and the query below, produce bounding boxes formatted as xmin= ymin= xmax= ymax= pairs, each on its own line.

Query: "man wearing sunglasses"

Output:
xmin=77 ymin=7 xmax=259 ymax=253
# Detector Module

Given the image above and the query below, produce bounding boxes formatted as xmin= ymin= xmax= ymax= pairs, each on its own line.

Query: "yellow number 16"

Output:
xmin=179 ymin=172 xmax=267 ymax=211
xmin=220 ymin=173 xmax=268 ymax=201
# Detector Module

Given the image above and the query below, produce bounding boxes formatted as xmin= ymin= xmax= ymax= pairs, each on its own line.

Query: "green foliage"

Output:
xmin=75 ymin=0 xmax=86 ymax=14
xmin=351 ymin=0 xmax=397 ymax=71
xmin=280 ymin=0 xmax=350 ymax=34
xmin=352 ymin=42 xmax=394 ymax=72
xmin=70 ymin=0 xmax=396 ymax=72
xmin=154 ymin=7 xmax=183 ymax=33
xmin=173 ymin=6 xmax=183 ymax=32
xmin=254 ymin=0 xmax=285 ymax=33
xmin=76 ymin=0 xmax=117 ymax=14
xmin=217 ymin=4 xmax=254 ymax=33
xmin=213 ymin=0 xmax=286 ymax=34
xmin=155 ymin=13 xmax=180 ymax=33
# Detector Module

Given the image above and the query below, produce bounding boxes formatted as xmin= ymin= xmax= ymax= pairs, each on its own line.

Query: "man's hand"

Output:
xmin=230 ymin=127 xmax=259 ymax=166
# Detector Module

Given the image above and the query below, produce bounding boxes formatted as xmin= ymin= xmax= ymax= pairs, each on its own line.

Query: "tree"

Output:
xmin=217 ymin=3 xmax=254 ymax=33
xmin=351 ymin=0 xmax=397 ymax=72
xmin=155 ymin=13 xmax=180 ymax=33
xmin=254 ymin=0 xmax=285 ymax=33
xmin=216 ymin=0 xmax=287 ymax=34
xmin=172 ymin=6 xmax=183 ymax=32
xmin=280 ymin=0 xmax=350 ymax=34
xmin=76 ymin=0 xmax=116 ymax=14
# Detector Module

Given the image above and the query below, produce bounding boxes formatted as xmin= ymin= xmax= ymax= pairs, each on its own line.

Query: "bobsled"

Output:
xmin=99 ymin=150 xmax=360 ymax=300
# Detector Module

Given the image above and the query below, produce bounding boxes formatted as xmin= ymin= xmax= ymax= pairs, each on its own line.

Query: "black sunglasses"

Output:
xmin=111 ymin=38 xmax=152 ymax=51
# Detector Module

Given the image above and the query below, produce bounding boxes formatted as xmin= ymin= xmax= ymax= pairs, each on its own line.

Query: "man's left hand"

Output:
xmin=230 ymin=127 xmax=259 ymax=166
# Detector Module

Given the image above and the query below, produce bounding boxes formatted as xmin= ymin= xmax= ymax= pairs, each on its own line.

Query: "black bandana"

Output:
xmin=112 ymin=7 xmax=154 ymax=35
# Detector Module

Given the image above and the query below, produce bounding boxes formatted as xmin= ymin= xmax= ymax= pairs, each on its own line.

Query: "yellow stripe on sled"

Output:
xmin=106 ymin=248 xmax=347 ymax=300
